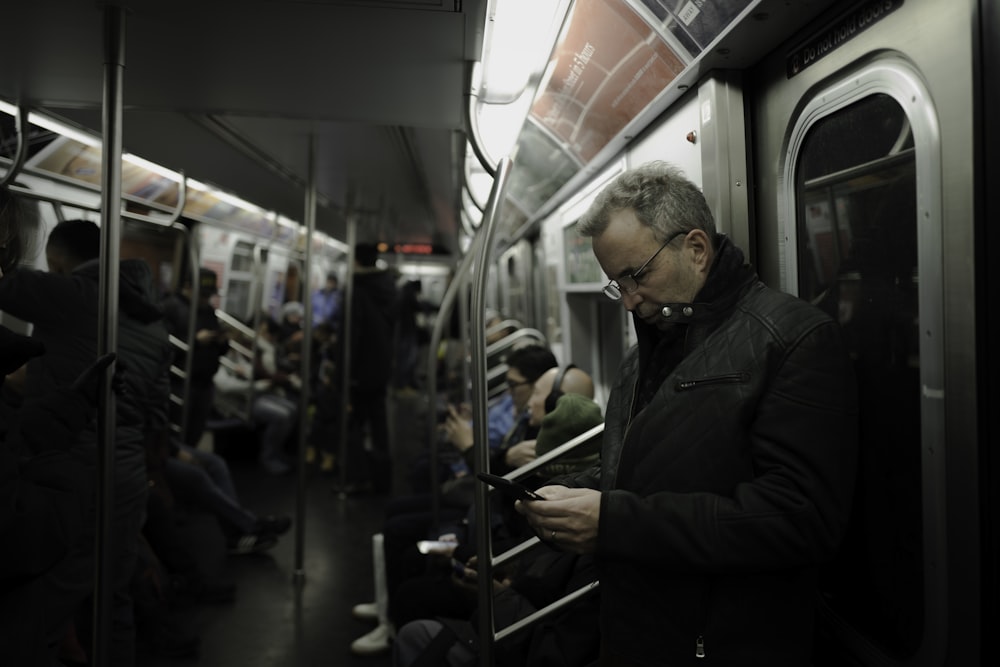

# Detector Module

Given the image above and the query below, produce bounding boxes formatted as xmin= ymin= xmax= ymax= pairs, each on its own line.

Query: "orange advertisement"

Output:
xmin=529 ymin=0 xmax=686 ymax=163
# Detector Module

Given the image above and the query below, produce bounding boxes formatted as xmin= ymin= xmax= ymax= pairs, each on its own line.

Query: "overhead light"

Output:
xmin=0 ymin=100 xmax=101 ymax=148
xmin=276 ymin=215 xmax=299 ymax=231
xmin=399 ymin=262 xmax=452 ymax=277
xmin=479 ymin=0 xmax=571 ymax=104
xmin=473 ymin=0 xmax=570 ymax=166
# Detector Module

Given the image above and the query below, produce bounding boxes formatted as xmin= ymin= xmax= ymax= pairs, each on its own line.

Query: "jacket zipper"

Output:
xmin=695 ymin=635 xmax=705 ymax=658
xmin=676 ymin=371 xmax=749 ymax=391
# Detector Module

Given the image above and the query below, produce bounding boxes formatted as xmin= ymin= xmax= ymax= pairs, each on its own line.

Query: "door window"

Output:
xmin=796 ymin=92 xmax=922 ymax=658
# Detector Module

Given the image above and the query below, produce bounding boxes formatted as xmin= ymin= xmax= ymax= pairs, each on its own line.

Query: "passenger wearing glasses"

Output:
xmin=516 ymin=161 xmax=859 ymax=667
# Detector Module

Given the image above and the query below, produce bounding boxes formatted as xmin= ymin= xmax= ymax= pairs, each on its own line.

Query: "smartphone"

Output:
xmin=476 ymin=472 xmax=545 ymax=501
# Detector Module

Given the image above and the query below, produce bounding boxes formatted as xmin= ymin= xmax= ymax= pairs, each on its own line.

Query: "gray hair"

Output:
xmin=576 ymin=161 xmax=717 ymax=244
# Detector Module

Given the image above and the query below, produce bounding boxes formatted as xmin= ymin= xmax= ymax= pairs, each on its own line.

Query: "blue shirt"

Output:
xmin=449 ymin=393 xmax=515 ymax=476
xmin=312 ymin=287 xmax=341 ymax=327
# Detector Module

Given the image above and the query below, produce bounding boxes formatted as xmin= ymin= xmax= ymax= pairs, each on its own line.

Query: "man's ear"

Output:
xmin=683 ymin=229 xmax=713 ymax=271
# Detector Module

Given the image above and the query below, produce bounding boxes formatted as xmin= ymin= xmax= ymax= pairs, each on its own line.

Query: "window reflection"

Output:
xmin=796 ymin=93 xmax=923 ymax=658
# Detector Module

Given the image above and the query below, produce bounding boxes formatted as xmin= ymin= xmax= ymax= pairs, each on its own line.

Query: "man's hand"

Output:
xmin=442 ymin=404 xmax=474 ymax=452
xmin=504 ymin=439 xmax=536 ymax=469
xmin=515 ymin=485 xmax=601 ymax=554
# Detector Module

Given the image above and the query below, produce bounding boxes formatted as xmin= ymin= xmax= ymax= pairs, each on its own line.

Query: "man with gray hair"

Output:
xmin=517 ymin=161 xmax=859 ymax=666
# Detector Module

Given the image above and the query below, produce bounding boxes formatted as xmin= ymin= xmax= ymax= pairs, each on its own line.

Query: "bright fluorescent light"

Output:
xmin=276 ymin=215 xmax=299 ymax=230
xmin=473 ymin=0 xmax=568 ymax=163
xmin=0 ymin=102 xmax=102 ymax=148
xmin=399 ymin=262 xmax=451 ymax=277
xmin=479 ymin=0 xmax=569 ymax=103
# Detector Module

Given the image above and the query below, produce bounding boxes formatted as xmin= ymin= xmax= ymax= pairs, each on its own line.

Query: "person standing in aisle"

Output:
xmin=0 ymin=215 xmax=173 ymax=667
xmin=342 ymin=243 xmax=398 ymax=494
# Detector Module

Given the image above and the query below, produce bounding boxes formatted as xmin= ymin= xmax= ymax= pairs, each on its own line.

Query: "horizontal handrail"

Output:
xmin=494 ymin=579 xmax=600 ymax=643
xmin=167 ymin=334 xmax=190 ymax=353
xmin=485 ymin=327 xmax=546 ymax=355
xmin=506 ymin=423 xmax=604 ymax=482
xmin=486 ymin=318 xmax=521 ymax=339
xmin=215 ymin=308 xmax=255 ymax=339
xmin=489 ymin=422 xmax=604 ymax=571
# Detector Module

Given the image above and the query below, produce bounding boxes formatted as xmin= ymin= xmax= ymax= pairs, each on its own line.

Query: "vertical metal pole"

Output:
xmin=337 ymin=206 xmax=357 ymax=496
xmin=472 ymin=157 xmax=512 ymax=667
xmin=424 ymin=231 xmax=484 ymax=534
xmin=459 ymin=278 xmax=472 ymax=400
xmin=93 ymin=6 xmax=125 ymax=666
xmin=294 ymin=136 xmax=317 ymax=580
xmin=181 ymin=241 xmax=200 ymax=438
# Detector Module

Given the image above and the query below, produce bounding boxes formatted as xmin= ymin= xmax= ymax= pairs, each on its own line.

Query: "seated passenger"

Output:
xmin=212 ymin=317 xmax=299 ymax=475
xmin=160 ymin=268 xmax=230 ymax=448
xmin=348 ymin=344 xmax=558 ymax=656
xmin=390 ymin=391 xmax=605 ymax=667
xmin=349 ymin=357 xmax=598 ymax=657
xmin=150 ymin=432 xmax=292 ymax=554
xmin=508 ymin=364 xmax=596 ymax=475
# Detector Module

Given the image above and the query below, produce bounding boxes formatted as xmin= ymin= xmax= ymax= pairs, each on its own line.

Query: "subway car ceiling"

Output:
xmin=1 ymin=0 xmax=488 ymax=254
xmin=1 ymin=0 xmax=839 ymax=256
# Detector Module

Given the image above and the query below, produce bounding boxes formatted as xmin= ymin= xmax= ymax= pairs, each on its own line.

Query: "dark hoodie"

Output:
xmin=0 ymin=324 xmax=94 ymax=583
xmin=0 ymin=258 xmax=172 ymax=481
xmin=0 ymin=324 xmax=101 ymax=665
xmin=349 ymin=266 xmax=398 ymax=391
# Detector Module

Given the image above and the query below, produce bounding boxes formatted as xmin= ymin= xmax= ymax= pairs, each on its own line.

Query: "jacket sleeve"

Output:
xmin=0 ymin=269 xmax=91 ymax=326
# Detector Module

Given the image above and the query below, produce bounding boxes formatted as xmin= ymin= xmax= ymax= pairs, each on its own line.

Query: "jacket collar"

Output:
xmin=633 ymin=235 xmax=756 ymax=352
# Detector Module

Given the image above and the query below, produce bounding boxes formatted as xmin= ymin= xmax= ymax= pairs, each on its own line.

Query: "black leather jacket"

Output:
xmin=558 ymin=246 xmax=858 ymax=666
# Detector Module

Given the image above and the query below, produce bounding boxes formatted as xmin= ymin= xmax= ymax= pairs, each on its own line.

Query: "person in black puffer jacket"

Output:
xmin=516 ymin=162 xmax=859 ymax=667
xmin=0 ymin=218 xmax=172 ymax=667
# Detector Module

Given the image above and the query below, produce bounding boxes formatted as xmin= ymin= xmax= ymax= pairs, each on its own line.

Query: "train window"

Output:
xmin=231 ymin=239 xmax=255 ymax=272
xmin=795 ymin=93 xmax=922 ymax=658
xmin=225 ymin=239 xmax=257 ymax=321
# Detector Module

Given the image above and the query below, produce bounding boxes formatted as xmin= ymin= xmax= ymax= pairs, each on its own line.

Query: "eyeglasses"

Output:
xmin=505 ymin=377 xmax=532 ymax=390
xmin=603 ymin=230 xmax=686 ymax=301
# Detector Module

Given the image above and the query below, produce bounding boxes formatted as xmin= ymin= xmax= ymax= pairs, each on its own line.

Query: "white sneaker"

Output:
xmin=350 ymin=623 xmax=394 ymax=655
xmin=351 ymin=601 xmax=378 ymax=621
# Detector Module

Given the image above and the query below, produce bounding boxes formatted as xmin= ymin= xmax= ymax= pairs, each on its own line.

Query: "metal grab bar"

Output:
xmin=484 ymin=418 xmax=605 ymax=653
xmin=501 ymin=423 xmax=604 ymax=483
xmin=489 ymin=422 xmax=605 ymax=572
xmin=424 ymin=224 xmax=486 ymax=534
xmin=0 ymin=106 xmax=29 ymax=188
xmin=494 ymin=580 xmax=601 ymax=643
xmin=470 ymin=156 xmax=514 ymax=667
xmin=485 ymin=326 xmax=545 ymax=355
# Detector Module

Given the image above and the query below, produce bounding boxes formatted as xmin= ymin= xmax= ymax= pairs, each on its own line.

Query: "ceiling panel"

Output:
xmin=1 ymin=0 xmax=485 ymax=251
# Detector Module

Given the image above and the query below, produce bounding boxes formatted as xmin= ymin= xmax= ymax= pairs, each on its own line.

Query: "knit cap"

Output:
xmin=535 ymin=392 xmax=603 ymax=477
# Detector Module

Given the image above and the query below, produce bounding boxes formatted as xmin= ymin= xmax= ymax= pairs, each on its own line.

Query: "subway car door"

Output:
xmin=748 ymin=0 xmax=981 ymax=665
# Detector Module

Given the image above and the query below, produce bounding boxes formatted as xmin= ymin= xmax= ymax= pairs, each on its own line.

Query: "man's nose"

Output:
xmin=622 ymin=291 xmax=642 ymax=311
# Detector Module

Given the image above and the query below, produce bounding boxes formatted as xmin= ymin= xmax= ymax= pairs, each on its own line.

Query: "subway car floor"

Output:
xmin=136 ymin=390 xmax=430 ymax=667
xmin=136 ymin=461 xmax=393 ymax=667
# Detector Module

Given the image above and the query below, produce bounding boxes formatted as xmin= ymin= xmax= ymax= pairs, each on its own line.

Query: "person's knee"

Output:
xmin=393 ymin=619 xmax=443 ymax=667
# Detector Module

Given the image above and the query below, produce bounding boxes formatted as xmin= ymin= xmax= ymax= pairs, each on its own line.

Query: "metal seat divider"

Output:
xmin=486 ymin=426 xmax=605 ymax=642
